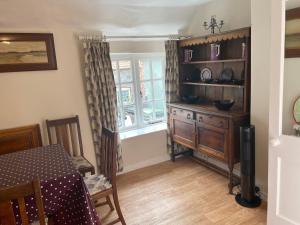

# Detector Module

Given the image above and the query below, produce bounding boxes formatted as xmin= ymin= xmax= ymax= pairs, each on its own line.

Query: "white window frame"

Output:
xmin=111 ymin=53 xmax=166 ymax=132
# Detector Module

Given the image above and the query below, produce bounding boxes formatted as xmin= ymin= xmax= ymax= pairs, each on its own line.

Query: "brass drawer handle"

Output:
xmin=198 ymin=116 xmax=203 ymax=122
xmin=187 ymin=114 xmax=191 ymax=120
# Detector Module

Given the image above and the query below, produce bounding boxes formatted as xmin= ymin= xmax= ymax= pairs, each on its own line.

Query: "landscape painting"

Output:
xmin=0 ymin=33 xmax=57 ymax=72
xmin=286 ymin=7 xmax=300 ymax=58
xmin=0 ymin=41 xmax=48 ymax=64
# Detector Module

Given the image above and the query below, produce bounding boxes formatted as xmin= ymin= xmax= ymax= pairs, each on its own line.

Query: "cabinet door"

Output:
xmin=171 ymin=117 xmax=196 ymax=150
xmin=196 ymin=123 xmax=228 ymax=161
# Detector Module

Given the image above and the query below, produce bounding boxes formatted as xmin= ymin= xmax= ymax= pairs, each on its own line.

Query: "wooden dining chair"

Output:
xmin=46 ymin=115 xmax=95 ymax=176
xmin=0 ymin=179 xmax=46 ymax=225
xmin=0 ymin=124 xmax=42 ymax=156
xmin=84 ymin=127 xmax=126 ymax=225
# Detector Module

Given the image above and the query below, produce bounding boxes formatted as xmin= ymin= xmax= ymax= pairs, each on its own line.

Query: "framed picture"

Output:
xmin=0 ymin=33 xmax=57 ymax=72
xmin=286 ymin=7 xmax=300 ymax=58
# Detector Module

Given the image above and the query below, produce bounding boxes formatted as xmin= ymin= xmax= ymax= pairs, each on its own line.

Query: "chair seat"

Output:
xmin=71 ymin=156 xmax=94 ymax=173
xmin=31 ymin=217 xmax=48 ymax=225
xmin=84 ymin=174 xmax=112 ymax=195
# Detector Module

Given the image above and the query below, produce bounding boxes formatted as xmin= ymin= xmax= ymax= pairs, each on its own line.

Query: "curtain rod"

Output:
xmin=104 ymin=35 xmax=192 ymax=41
xmin=76 ymin=32 xmax=192 ymax=41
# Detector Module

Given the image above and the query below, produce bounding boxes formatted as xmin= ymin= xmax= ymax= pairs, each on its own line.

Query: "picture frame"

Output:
xmin=286 ymin=7 xmax=300 ymax=58
xmin=0 ymin=33 xmax=57 ymax=72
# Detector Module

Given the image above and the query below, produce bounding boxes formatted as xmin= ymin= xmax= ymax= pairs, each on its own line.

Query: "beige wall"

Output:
xmin=251 ymin=0 xmax=271 ymax=194
xmin=185 ymin=0 xmax=270 ymax=193
xmin=0 ymin=28 xmax=168 ymax=172
xmin=0 ymin=28 xmax=97 ymax=167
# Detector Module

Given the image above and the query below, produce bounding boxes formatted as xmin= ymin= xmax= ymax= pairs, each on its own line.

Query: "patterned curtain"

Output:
xmin=81 ymin=40 xmax=123 ymax=172
xmin=165 ymin=40 xmax=188 ymax=156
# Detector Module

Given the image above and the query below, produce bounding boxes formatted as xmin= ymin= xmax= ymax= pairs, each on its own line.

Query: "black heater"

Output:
xmin=235 ymin=125 xmax=261 ymax=208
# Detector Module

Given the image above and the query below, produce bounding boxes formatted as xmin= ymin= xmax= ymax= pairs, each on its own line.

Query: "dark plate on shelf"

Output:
xmin=231 ymin=79 xmax=244 ymax=85
xmin=213 ymin=99 xmax=235 ymax=110
xmin=181 ymin=96 xmax=199 ymax=104
xmin=220 ymin=68 xmax=234 ymax=81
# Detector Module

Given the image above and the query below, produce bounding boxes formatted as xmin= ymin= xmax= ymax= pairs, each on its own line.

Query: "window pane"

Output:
xmin=124 ymin=105 xmax=136 ymax=127
xmin=119 ymin=60 xmax=132 ymax=83
xmin=121 ymin=84 xmax=135 ymax=105
xmin=113 ymin=70 xmax=119 ymax=84
xmin=111 ymin=61 xmax=117 ymax=70
xmin=154 ymin=101 xmax=165 ymax=121
xmin=117 ymin=108 xmax=123 ymax=128
xmin=153 ymin=80 xmax=164 ymax=100
xmin=143 ymin=102 xmax=153 ymax=123
xmin=139 ymin=59 xmax=151 ymax=80
xmin=116 ymin=87 xmax=121 ymax=105
xmin=152 ymin=59 xmax=163 ymax=79
xmin=140 ymin=81 xmax=153 ymax=101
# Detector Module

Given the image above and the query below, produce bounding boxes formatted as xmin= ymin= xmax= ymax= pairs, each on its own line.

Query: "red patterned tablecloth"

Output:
xmin=0 ymin=144 xmax=101 ymax=225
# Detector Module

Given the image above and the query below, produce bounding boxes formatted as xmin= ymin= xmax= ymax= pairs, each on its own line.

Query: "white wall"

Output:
xmin=184 ymin=0 xmax=269 ymax=193
xmin=120 ymin=130 xmax=169 ymax=174
xmin=0 ymin=28 xmax=97 ymax=168
xmin=110 ymin=40 xmax=165 ymax=53
xmin=184 ymin=0 xmax=251 ymax=36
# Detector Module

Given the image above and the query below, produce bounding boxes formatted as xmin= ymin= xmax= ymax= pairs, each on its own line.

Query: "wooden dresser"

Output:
xmin=169 ymin=28 xmax=251 ymax=193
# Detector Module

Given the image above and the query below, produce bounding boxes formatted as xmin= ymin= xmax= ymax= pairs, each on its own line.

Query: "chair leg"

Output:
xmin=94 ymin=196 xmax=114 ymax=211
xmin=106 ymin=196 xmax=114 ymax=211
xmin=112 ymin=189 xmax=126 ymax=225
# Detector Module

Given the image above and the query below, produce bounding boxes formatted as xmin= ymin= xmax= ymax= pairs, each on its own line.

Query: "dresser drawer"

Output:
xmin=196 ymin=113 xmax=229 ymax=129
xmin=171 ymin=108 xmax=194 ymax=121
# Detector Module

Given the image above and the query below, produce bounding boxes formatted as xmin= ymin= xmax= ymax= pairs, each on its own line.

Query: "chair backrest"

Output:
xmin=0 ymin=124 xmax=42 ymax=156
xmin=0 ymin=179 xmax=46 ymax=225
xmin=46 ymin=115 xmax=84 ymax=157
xmin=100 ymin=127 xmax=118 ymax=185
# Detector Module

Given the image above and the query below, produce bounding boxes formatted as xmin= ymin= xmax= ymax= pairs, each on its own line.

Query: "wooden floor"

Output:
xmin=97 ymin=158 xmax=267 ymax=225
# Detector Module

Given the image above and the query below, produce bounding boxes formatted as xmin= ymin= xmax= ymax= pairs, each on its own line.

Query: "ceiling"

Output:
xmin=0 ymin=0 xmax=215 ymax=35
xmin=286 ymin=0 xmax=300 ymax=9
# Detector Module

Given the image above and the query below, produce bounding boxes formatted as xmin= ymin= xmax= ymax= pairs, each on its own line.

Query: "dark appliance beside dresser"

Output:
xmin=169 ymin=27 xmax=251 ymax=194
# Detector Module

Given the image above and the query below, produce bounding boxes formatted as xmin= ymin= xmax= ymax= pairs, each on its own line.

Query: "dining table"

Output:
xmin=0 ymin=144 xmax=101 ymax=225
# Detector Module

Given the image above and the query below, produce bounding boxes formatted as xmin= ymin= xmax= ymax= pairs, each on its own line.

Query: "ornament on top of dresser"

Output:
xmin=242 ymin=42 xmax=247 ymax=58
xmin=184 ymin=49 xmax=193 ymax=62
xmin=210 ymin=43 xmax=221 ymax=60
xmin=203 ymin=15 xmax=224 ymax=34
xmin=213 ymin=99 xmax=235 ymax=111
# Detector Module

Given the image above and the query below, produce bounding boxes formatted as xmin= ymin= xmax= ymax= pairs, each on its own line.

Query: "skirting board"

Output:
xmin=193 ymin=152 xmax=268 ymax=201
xmin=118 ymin=154 xmax=170 ymax=175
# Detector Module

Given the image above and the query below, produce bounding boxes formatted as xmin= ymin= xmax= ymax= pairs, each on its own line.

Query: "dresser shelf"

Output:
xmin=182 ymin=82 xmax=244 ymax=89
xmin=182 ymin=58 xmax=246 ymax=65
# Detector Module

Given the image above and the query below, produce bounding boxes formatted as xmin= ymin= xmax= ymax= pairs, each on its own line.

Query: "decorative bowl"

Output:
xmin=213 ymin=99 xmax=235 ymax=110
xmin=181 ymin=96 xmax=199 ymax=104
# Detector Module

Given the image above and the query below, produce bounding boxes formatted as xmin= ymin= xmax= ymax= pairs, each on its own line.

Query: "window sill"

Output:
xmin=120 ymin=123 xmax=167 ymax=140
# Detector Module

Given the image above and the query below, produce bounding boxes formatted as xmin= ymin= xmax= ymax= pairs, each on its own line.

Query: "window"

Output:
xmin=111 ymin=54 xmax=166 ymax=131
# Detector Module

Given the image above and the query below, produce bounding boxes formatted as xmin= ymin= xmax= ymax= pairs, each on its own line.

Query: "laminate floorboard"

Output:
xmin=96 ymin=158 xmax=267 ymax=225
